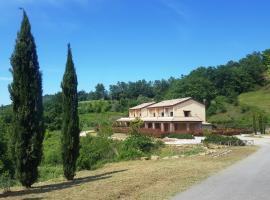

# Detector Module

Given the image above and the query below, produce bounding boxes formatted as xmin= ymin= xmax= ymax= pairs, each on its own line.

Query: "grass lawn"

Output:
xmin=1 ymin=145 xmax=257 ymax=200
xmin=239 ymin=87 xmax=270 ymax=115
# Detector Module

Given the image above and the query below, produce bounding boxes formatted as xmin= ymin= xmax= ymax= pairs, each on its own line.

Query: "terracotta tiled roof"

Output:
xmin=148 ymin=97 xmax=192 ymax=108
xmin=129 ymin=102 xmax=156 ymax=110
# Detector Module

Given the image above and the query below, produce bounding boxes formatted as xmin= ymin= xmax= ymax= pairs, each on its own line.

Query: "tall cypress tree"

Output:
xmin=61 ymin=44 xmax=80 ymax=180
xmin=9 ymin=10 xmax=44 ymax=188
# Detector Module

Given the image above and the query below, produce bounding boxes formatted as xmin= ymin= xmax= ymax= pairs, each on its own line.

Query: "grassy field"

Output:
xmin=79 ymin=112 xmax=125 ymax=131
xmin=208 ymin=102 xmax=254 ymax=127
xmin=208 ymin=85 xmax=270 ymax=127
xmin=1 ymin=145 xmax=257 ymax=200
xmin=238 ymin=85 xmax=270 ymax=115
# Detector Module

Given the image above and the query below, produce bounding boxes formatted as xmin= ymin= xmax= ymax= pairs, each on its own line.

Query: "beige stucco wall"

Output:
xmin=173 ymin=99 xmax=206 ymax=122
xmin=128 ymin=99 xmax=206 ymax=122
xmin=129 ymin=108 xmax=149 ymax=118
xmin=141 ymin=108 xmax=148 ymax=117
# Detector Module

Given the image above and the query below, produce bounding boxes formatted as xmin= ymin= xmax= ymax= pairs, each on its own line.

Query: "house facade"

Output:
xmin=116 ymin=97 xmax=207 ymax=133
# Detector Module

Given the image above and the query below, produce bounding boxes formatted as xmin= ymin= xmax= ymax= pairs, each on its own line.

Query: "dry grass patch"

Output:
xmin=1 ymin=145 xmax=257 ymax=200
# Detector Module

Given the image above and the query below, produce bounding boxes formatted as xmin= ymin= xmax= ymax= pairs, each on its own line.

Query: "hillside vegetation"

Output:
xmin=208 ymin=84 xmax=270 ymax=128
xmin=239 ymin=85 xmax=270 ymax=114
xmin=1 ymin=48 xmax=270 ymax=193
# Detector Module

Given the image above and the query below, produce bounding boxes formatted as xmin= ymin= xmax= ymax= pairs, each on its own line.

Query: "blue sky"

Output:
xmin=1 ymin=0 xmax=270 ymax=105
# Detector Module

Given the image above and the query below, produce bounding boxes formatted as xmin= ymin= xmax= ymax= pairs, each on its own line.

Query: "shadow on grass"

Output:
xmin=0 ymin=169 xmax=128 ymax=199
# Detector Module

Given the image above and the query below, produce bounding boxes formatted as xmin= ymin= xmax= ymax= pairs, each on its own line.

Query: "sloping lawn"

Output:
xmin=1 ymin=146 xmax=257 ymax=200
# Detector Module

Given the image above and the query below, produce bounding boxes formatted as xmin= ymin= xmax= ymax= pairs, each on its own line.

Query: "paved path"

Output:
xmin=172 ymin=136 xmax=270 ymax=200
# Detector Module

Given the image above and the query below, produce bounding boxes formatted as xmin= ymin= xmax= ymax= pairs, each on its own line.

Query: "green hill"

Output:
xmin=208 ymin=85 xmax=270 ymax=128
xmin=238 ymin=85 xmax=270 ymax=114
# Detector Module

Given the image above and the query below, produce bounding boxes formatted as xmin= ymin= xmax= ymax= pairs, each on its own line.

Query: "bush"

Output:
xmin=129 ymin=118 xmax=144 ymax=135
xmin=123 ymin=134 xmax=155 ymax=152
xmin=0 ymin=172 xmax=15 ymax=193
xmin=77 ymin=136 xmax=117 ymax=170
xmin=42 ymin=131 xmax=62 ymax=166
xmin=98 ymin=122 xmax=113 ymax=137
xmin=38 ymin=166 xmax=63 ymax=182
xmin=167 ymin=133 xmax=195 ymax=139
xmin=119 ymin=134 xmax=163 ymax=160
xmin=203 ymin=134 xmax=245 ymax=146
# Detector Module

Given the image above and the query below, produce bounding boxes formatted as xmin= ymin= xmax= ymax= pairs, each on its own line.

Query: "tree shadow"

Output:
xmin=0 ymin=169 xmax=128 ymax=198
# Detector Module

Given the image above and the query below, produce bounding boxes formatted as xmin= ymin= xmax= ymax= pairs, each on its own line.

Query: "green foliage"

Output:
xmin=157 ymin=145 xmax=204 ymax=158
xmin=129 ymin=118 xmax=144 ymax=135
xmin=203 ymin=135 xmax=245 ymax=146
xmin=94 ymin=83 xmax=108 ymax=100
xmin=9 ymin=11 xmax=44 ymax=188
xmin=77 ymin=136 xmax=117 ymax=170
xmin=61 ymin=44 xmax=80 ymax=180
xmin=0 ymin=107 xmax=15 ymax=180
xmin=166 ymin=75 xmax=217 ymax=103
xmin=43 ymin=93 xmax=62 ymax=131
xmin=167 ymin=133 xmax=195 ymax=139
xmin=80 ymin=112 xmax=124 ymax=131
xmin=98 ymin=122 xmax=113 ymax=137
xmin=0 ymin=172 xmax=15 ymax=193
xmin=78 ymin=100 xmax=112 ymax=114
xmin=118 ymin=134 xmax=162 ymax=160
xmin=39 ymin=131 xmax=63 ymax=182
xmin=258 ymin=113 xmax=267 ymax=134
xmin=207 ymin=96 xmax=228 ymax=115
xmin=38 ymin=166 xmax=63 ymax=182
xmin=42 ymin=131 xmax=62 ymax=166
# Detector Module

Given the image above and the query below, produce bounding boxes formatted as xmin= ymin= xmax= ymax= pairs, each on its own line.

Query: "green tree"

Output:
xmin=95 ymin=83 xmax=107 ymax=100
xmin=61 ymin=44 xmax=80 ymax=180
xmin=9 ymin=11 xmax=44 ymax=188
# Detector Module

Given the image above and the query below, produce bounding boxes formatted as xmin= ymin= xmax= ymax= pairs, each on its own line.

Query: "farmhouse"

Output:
xmin=116 ymin=97 xmax=209 ymax=133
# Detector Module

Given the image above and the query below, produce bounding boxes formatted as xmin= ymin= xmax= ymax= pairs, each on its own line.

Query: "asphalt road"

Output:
xmin=172 ymin=136 xmax=270 ymax=200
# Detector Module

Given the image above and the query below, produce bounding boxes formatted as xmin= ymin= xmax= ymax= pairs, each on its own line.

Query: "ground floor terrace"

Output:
xmin=115 ymin=120 xmax=202 ymax=134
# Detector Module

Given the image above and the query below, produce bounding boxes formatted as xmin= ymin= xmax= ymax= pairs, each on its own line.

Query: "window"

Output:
xmin=170 ymin=112 xmax=173 ymax=117
xmin=153 ymin=113 xmax=156 ymax=117
xmin=184 ymin=111 xmax=191 ymax=117
xmin=161 ymin=112 xmax=164 ymax=117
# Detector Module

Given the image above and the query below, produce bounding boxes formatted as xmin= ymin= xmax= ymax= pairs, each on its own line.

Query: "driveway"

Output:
xmin=172 ymin=136 xmax=270 ymax=200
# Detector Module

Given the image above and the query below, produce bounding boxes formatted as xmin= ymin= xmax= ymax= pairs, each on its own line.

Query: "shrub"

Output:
xmin=98 ymin=122 xmax=113 ymax=137
xmin=77 ymin=136 xmax=117 ymax=170
xmin=129 ymin=118 xmax=144 ymax=135
xmin=38 ymin=166 xmax=63 ymax=182
xmin=203 ymin=134 xmax=245 ymax=146
xmin=42 ymin=131 xmax=62 ymax=166
xmin=0 ymin=172 xmax=15 ymax=193
xmin=119 ymin=134 xmax=162 ymax=160
xmin=123 ymin=134 xmax=155 ymax=152
xmin=167 ymin=133 xmax=195 ymax=139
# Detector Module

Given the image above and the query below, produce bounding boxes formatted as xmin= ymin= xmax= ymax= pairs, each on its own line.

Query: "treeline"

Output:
xmin=38 ymin=49 xmax=270 ymax=131
xmin=77 ymin=50 xmax=269 ymax=107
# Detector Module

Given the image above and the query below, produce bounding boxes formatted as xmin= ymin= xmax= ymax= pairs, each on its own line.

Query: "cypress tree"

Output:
xmin=9 ymin=10 xmax=44 ymax=188
xmin=61 ymin=44 xmax=80 ymax=180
